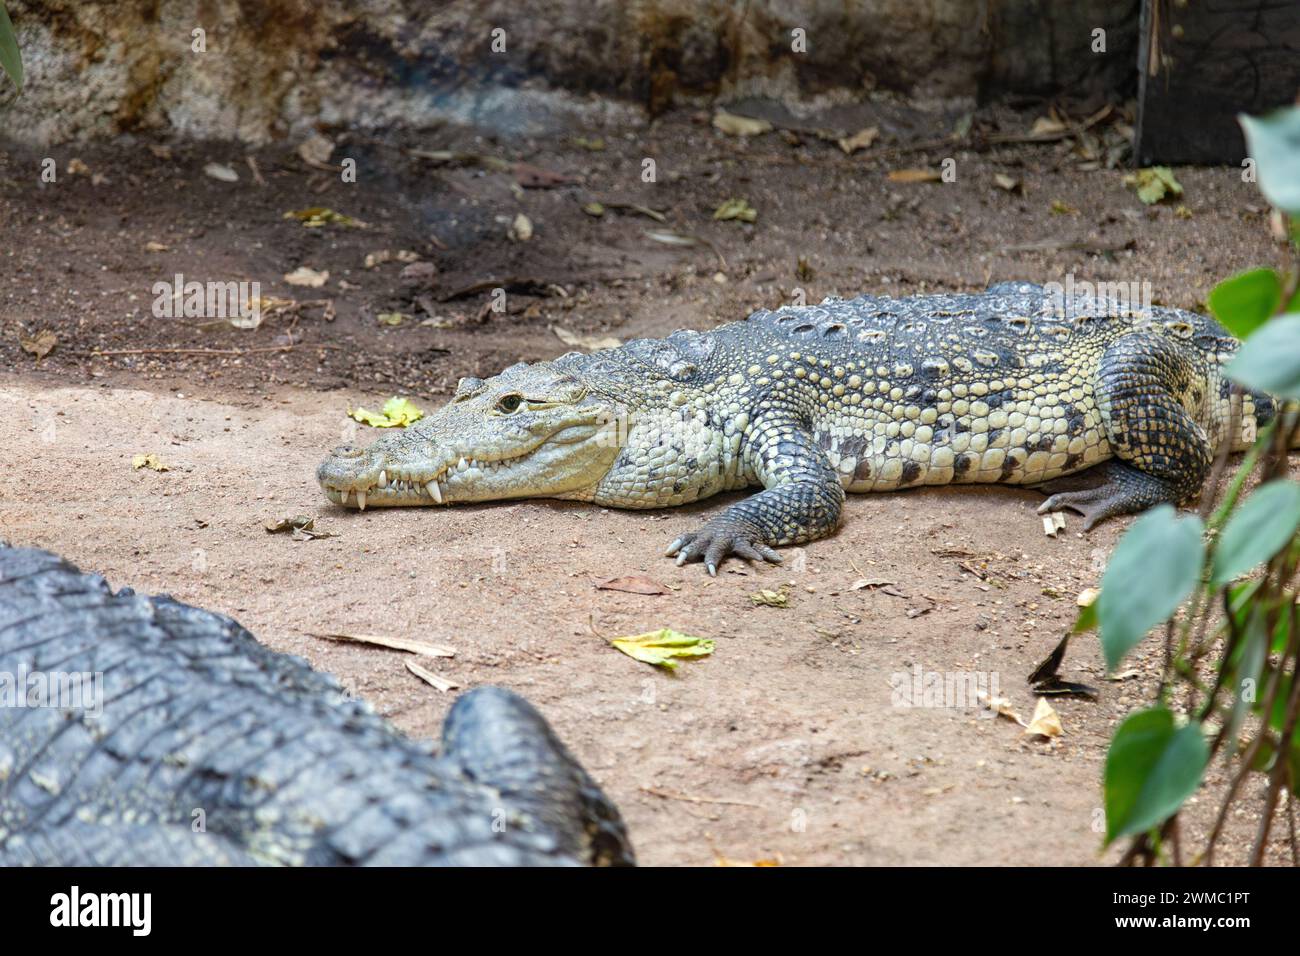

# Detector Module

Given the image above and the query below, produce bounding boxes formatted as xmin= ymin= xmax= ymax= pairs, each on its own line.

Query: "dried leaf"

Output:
xmin=1030 ymin=116 xmax=1068 ymax=137
xmin=203 ymin=162 xmax=239 ymax=182
xmin=1024 ymin=697 xmax=1064 ymax=738
xmin=993 ymin=173 xmax=1022 ymax=193
xmin=595 ymin=575 xmax=669 ymax=595
xmin=377 ymin=312 xmax=406 ymax=326
xmin=284 ymin=266 xmax=330 ymax=287
xmin=838 ymin=126 xmax=879 ymax=154
xmin=509 ymin=213 xmax=533 ymax=241
xmin=348 ymin=396 xmax=425 ymax=428
xmin=144 ymin=240 xmax=170 ymax=252
xmin=980 ymin=692 xmax=1025 ymax=726
xmin=610 ymin=629 xmax=714 ymax=670
xmin=297 ymin=134 xmax=335 ymax=166
xmin=712 ymin=111 xmax=772 ymax=137
xmin=311 ymin=631 xmax=455 ymax=658
xmin=644 ymin=230 xmax=698 ymax=247
xmin=265 ymin=515 xmax=316 ymax=533
xmin=553 ymin=326 xmax=621 ymax=351
xmin=131 ymin=454 xmax=169 ymax=472
xmin=19 ymin=330 xmax=57 ymax=359
xmin=283 ymin=207 xmax=361 ymax=228
xmin=406 ymin=660 xmax=460 ymax=692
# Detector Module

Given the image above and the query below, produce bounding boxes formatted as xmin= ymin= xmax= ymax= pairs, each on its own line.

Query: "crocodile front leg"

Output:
xmin=666 ymin=420 xmax=845 ymax=574
xmin=1038 ymin=331 xmax=1214 ymax=530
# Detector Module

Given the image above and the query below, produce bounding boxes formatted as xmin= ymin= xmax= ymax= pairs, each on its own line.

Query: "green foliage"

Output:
xmin=0 ymin=1 xmax=20 ymax=92
xmin=1208 ymin=268 xmax=1282 ymax=339
xmin=1097 ymin=106 xmax=1300 ymax=865
xmin=1226 ymin=314 xmax=1300 ymax=400
xmin=1240 ymin=109 xmax=1300 ymax=216
xmin=1097 ymin=506 xmax=1204 ymax=672
xmin=1104 ymin=708 xmax=1209 ymax=844
xmin=1210 ymin=480 xmax=1300 ymax=587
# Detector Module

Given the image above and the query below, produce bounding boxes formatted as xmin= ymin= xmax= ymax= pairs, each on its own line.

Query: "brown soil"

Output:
xmin=1 ymin=104 xmax=1294 ymax=865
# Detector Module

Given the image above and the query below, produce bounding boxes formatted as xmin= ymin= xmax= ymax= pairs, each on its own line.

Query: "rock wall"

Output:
xmin=0 ymin=0 xmax=1138 ymax=144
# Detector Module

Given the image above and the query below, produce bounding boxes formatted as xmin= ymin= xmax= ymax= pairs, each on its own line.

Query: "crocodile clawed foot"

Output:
xmin=665 ymin=526 xmax=783 ymax=576
xmin=1037 ymin=490 xmax=1126 ymax=531
xmin=1037 ymin=460 xmax=1183 ymax=531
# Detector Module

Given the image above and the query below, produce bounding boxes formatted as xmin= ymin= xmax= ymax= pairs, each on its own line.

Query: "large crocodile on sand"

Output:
xmin=318 ymin=283 xmax=1288 ymax=574
xmin=0 ymin=545 xmax=632 ymax=866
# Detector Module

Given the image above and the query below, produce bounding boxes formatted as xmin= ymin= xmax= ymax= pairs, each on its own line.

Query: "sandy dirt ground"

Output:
xmin=2 ymin=102 xmax=1295 ymax=864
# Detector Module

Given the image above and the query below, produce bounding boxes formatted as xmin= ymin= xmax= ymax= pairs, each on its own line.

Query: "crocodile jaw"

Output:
xmin=317 ymin=422 xmax=620 ymax=509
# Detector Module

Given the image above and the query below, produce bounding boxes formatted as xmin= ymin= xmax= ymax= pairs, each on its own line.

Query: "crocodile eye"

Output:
xmin=496 ymin=394 xmax=523 ymax=414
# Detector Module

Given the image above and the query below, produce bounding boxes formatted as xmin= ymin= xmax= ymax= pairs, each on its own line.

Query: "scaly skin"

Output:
xmin=317 ymin=283 xmax=1282 ymax=574
xmin=0 ymin=546 xmax=633 ymax=866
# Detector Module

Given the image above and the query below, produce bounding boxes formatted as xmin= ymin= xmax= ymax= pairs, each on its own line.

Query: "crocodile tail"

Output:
xmin=442 ymin=687 xmax=635 ymax=866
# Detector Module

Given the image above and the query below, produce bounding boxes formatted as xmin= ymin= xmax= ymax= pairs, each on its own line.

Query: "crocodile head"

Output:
xmin=316 ymin=363 xmax=622 ymax=509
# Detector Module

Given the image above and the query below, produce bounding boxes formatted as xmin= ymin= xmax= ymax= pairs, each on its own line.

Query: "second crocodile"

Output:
xmin=318 ymin=283 xmax=1288 ymax=574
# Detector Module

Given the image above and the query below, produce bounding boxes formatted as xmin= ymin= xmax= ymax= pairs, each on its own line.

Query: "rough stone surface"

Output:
xmin=1 ymin=0 xmax=1136 ymax=144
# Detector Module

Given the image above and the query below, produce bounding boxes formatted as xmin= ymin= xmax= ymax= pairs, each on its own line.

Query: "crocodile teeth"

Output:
xmin=457 ymin=457 xmax=469 ymax=472
xmin=427 ymin=480 xmax=443 ymax=503
xmin=377 ymin=470 xmax=388 ymax=488
xmin=339 ymin=488 xmax=350 ymax=506
xmin=356 ymin=490 xmax=367 ymax=511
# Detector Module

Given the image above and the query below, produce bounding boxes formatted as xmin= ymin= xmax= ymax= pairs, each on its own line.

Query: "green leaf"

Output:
xmin=347 ymin=396 xmax=425 ymax=428
xmin=0 ymin=1 xmax=21 ymax=92
xmin=1104 ymin=708 xmax=1208 ymax=844
xmin=609 ymin=628 xmax=714 ymax=670
xmin=1126 ymin=166 xmax=1183 ymax=204
xmin=1097 ymin=505 xmax=1204 ymax=672
xmin=1207 ymin=268 xmax=1281 ymax=339
xmin=1225 ymin=314 xmax=1300 ymax=400
xmin=1240 ymin=108 xmax=1300 ymax=216
xmin=1211 ymin=480 xmax=1300 ymax=586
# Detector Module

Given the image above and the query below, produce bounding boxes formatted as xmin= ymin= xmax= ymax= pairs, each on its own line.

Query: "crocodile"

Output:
xmin=317 ymin=282 xmax=1287 ymax=574
xmin=0 ymin=545 xmax=633 ymax=866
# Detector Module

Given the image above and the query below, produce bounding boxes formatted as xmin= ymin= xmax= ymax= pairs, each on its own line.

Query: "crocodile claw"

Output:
xmin=666 ymin=528 xmax=783 ymax=576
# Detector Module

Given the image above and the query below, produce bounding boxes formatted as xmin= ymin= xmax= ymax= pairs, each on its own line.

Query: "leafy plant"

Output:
xmin=1085 ymin=105 xmax=1300 ymax=866
xmin=0 ymin=1 xmax=21 ymax=92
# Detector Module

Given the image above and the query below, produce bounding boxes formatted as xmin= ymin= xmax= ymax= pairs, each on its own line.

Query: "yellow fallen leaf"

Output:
xmin=712 ymin=111 xmax=772 ymax=137
xmin=713 ymin=198 xmax=757 ymax=222
xmin=283 ymin=207 xmax=362 ymax=228
xmin=284 ymin=266 xmax=329 ymax=287
xmin=347 ymin=396 xmax=425 ymax=428
xmin=377 ymin=312 xmax=406 ymax=326
xmin=610 ymin=628 xmax=714 ymax=670
xmin=838 ymin=126 xmax=879 ymax=154
xmin=1024 ymin=697 xmax=1063 ymax=738
xmin=131 ymin=454 xmax=169 ymax=472
xmin=750 ymin=587 xmax=791 ymax=608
